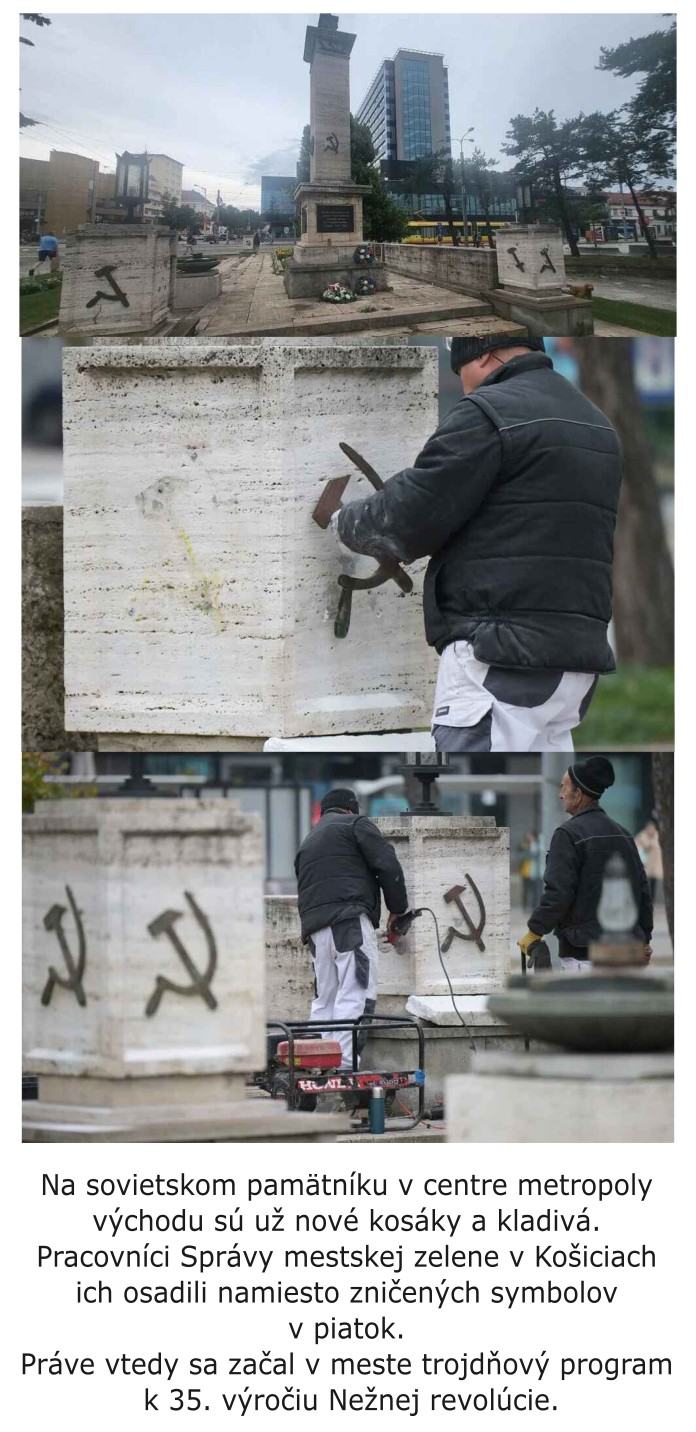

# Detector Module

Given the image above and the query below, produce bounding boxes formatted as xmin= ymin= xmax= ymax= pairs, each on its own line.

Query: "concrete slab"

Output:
xmin=195 ymin=252 xmax=526 ymax=339
xmin=338 ymin=1124 xmax=446 ymax=1143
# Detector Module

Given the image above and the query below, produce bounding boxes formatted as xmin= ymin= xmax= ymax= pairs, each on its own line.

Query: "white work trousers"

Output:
xmin=309 ymin=914 xmax=378 ymax=1069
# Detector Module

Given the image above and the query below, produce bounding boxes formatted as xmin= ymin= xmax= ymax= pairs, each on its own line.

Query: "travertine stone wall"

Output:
xmin=22 ymin=506 xmax=89 ymax=750
xmin=23 ymin=797 xmax=265 ymax=1078
xmin=446 ymin=1054 xmax=674 ymax=1142
xmin=58 ymin=225 xmax=175 ymax=335
xmin=265 ymin=895 xmax=314 ymax=1022
xmin=374 ymin=815 xmax=511 ymax=996
xmin=63 ymin=340 xmax=439 ymax=739
xmin=381 ymin=243 xmax=498 ymax=295
xmin=495 ymin=225 xmax=566 ymax=293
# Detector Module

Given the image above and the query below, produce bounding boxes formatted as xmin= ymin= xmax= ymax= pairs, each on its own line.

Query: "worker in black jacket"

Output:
xmin=336 ymin=336 xmax=622 ymax=753
xmin=294 ymin=788 xmax=408 ymax=1067
xmin=518 ymin=757 xmax=653 ymax=969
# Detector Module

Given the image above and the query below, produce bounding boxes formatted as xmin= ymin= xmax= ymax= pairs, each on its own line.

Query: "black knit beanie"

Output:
xmin=450 ymin=335 xmax=546 ymax=373
xmin=320 ymin=788 xmax=359 ymax=815
xmin=569 ymin=756 xmax=615 ymax=799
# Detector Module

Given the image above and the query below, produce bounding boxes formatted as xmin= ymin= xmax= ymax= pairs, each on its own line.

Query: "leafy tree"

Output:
xmin=218 ymin=203 xmax=260 ymax=231
xmin=585 ymin=22 xmax=676 ymax=259
xmin=460 ymin=147 xmax=503 ymax=243
xmin=161 ymin=200 xmax=204 ymax=233
xmin=501 ymin=113 xmax=598 ymax=259
xmin=297 ymin=125 xmax=311 ymax=183
xmin=361 ymin=170 xmax=408 ymax=242
xmin=578 ymin=109 xmax=674 ymax=258
xmin=20 ymin=12 xmax=51 ymax=45
xmin=410 ymin=149 xmax=462 ymax=243
xmin=597 ymin=19 xmax=676 ymax=136
xmin=20 ymin=13 xmax=51 ymax=128
xmin=349 ymin=117 xmax=407 ymax=241
xmin=502 ymin=110 xmax=587 ymax=255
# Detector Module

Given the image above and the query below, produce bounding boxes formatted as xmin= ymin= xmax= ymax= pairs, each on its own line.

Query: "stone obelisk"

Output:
xmin=285 ymin=13 xmax=387 ymax=297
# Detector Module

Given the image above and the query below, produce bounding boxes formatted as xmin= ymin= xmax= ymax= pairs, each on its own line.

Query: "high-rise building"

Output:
xmin=356 ymin=49 xmax=451 ymax=163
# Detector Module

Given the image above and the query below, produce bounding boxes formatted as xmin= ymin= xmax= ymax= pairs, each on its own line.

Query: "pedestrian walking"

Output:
xmin=30 ymin=231 xmax=59 ymax=277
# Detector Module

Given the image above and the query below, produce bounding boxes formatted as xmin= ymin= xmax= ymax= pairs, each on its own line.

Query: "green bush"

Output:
xmin=577 ymin=666 xmax=674 ymax=747
xmin=20 ymin=272 xmax=62 ymax=296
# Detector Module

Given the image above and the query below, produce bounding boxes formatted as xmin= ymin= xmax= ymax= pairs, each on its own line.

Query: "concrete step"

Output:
xmin=217 ymin=296 xmax=498 ymax=339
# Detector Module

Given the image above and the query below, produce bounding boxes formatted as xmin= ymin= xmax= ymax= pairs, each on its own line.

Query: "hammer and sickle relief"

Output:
xmin=144 ymin=891 xmax=218 ymax=1016
xmin=86 ymin=263 xmax=130 ymax=309
xmin=441 ymin=876 xmax=487 ymax=953
xmin=41 ymin=886 xmax=88 ymax=1007
xmin=324 ymin=132 xmax=339 ymax=153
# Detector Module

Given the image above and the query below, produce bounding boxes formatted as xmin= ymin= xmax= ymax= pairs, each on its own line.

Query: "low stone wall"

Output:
xmin=22 ymin=505 xmax=89 ymax=750
xmin=381 ymin=243 xmax=498 ymax=296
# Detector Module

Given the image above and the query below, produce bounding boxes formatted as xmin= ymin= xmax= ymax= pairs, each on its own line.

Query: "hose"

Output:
xmin=411 ymin=907 xmax=477 ymax=1052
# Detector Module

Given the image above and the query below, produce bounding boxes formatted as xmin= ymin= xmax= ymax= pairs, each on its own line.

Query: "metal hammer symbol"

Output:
xmin=441 ymin=875 xmax=487 ymax=953
xmin=312 ymin=440 xmax=413 ymax=638
xmin=145 ymin=891 xmax=218 ymax=1016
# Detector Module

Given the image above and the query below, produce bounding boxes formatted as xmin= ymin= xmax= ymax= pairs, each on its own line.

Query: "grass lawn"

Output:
xmin=591 ymin=296 xmax=676 ymax=335
xmin=577 ymin=666 xmax=674 ymax=747
xmin=568 ymin=254 xmax=676 ymax=278
xmin=20 ymin=281 xmax=62 ymax=333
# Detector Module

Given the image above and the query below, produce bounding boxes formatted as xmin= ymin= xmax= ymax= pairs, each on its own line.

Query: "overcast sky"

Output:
xmin=20 ymin=11 xmax=672 ymax=208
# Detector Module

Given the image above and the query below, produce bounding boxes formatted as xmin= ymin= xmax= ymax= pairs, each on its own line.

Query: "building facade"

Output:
xmin=603 ymin=191 xmax=676 ymax=241
xmin=356 ymin=49 xmax=451 ymax=163
xmin=20 ymin=150 xmax=98 ymax=237
xmin=115 ymin=151 xmax=183 ymax=220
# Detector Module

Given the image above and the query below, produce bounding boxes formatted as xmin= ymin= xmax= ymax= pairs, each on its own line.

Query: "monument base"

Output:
xmin=58 ymin=224 xmax=176 ymax=336
xmin=22 ymin=1073 xmax=347 ymax=1142
xmin=487 ymin=285 xmax=593 ymax=336
xmin=284 ymin=257 xmax=389 ymax=299
xmin=361 ymin=1005 xmax=533 ymax=1114
xmin=445 ymin=1051 xmax=674 ymax=1142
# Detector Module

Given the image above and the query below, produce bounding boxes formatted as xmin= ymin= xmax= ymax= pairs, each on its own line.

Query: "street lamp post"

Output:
xmin=457 ymin=129 xmax=474 ymax=244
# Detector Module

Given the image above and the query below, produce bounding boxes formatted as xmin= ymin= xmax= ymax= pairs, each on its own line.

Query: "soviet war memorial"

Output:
xmin=20 ymin=12 xmax=675 ymax=342
xmin=11 ymin=9 xmax=684 ymax=1430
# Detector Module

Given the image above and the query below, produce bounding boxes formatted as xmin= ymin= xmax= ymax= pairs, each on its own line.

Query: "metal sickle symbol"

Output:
xmin=441 ymin=875 xmax=487 ymax=953
xmin=41 ymin=886 xmax=88 ymax=1007
xmin=144 ymin=891 xmax=218 ymax=1016
xmin=86 ymin=264 xmax=130 ymax=310
xmin=539 ymin=245 xmax=557 ymax=275
xmin=334 ymin=442 xmax=413 ymax=638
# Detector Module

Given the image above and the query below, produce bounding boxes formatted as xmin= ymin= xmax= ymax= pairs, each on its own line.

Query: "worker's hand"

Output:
xmin=386 ymin=911 xmax=404 ymax=937
xmin=642 ymin=944 xmax=653 ymax=964
xmin=329 ymin=510 xmax=359 ymax=566
xmin=517 ymin=928 xmax=541 ymax=956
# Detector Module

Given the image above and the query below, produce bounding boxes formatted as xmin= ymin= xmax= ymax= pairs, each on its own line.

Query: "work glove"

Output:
xmin=517 ymin=929 xmax=541 ymax=957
